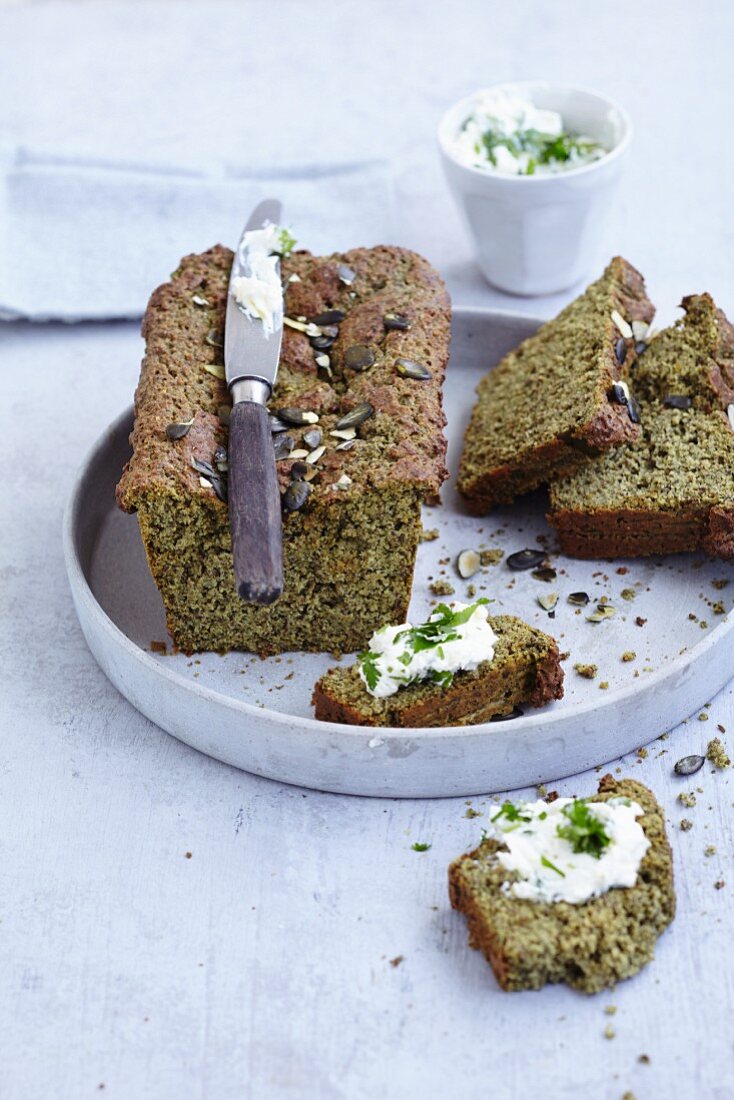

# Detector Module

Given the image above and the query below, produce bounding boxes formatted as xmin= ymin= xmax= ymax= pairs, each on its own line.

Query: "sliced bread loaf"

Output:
xmin=457 ymin=257 xmax=655 ymax=512
xmin=549 ymin=294 xmax=734 ymax=559
xmin=449 ymin=775 xmax=675 ymax=993
xmin=312 ymin=615 xmax=563 ymax=727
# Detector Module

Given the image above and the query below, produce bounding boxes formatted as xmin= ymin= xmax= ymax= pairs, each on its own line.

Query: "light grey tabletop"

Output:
xmin=1 ymin=2 xmax=733 ymax=1098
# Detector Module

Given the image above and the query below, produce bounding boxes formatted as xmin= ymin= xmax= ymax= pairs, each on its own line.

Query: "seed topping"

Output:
xmin=506 ymin=548 xmax=546 ymax=571
xmin=395 ymin=357 xmax=431 ymax=380
xmin=165 ymin=418 xmax=194 ymax=441
xmin=664 ymin=394 xmax=693 ymax=410
xmin=456 ymin=549 xmax=481 ymax=579
xmin=335 ymin=402 xmax=374 ymax=430
xmin=674 ymin=754 xmax=705 ymax=777
xmin=344 ymin=345 xmax=376 ymax=371
xmin=610 ymin=310 xmax=633 ymax=339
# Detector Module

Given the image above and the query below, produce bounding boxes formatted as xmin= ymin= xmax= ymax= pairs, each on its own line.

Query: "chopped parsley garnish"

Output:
xmin=491 ymin=800 xmax=531 ymax=824
xmin=556 ymin=799 xmax=611 ymax=859
xmin=540 ymin=854 xmax=566 ymax=877
xmin=275 ymin=227 xmax=297 ymax=257
xmin=481 ymin=126 xmax=601 ymax=175
xmin=411 ymin=842 xmax=431 ymax=852
xmin=358 ymin=650 xmax=381 ymax=691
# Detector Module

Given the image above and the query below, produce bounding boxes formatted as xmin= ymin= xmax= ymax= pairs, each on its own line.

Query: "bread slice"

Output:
xmin=457 ymin=257 xmax=655 ymax=513
xmin=449 ymin=775 xmax=675 ymax=993
xmin=116 ymin=244 xmax=450 ymax=655
xmin=312 ymin=615 xmax=563 ymax=727
xmin=548 ymin=294 xmax=734 ymax=559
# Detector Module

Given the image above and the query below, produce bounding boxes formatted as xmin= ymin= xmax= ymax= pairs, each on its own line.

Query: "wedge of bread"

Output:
xmin=457 ymin=257 xmax=654 ymax=513
xmin=548 ymin=293 xmax=734 ymax=559
xmin=449 ymin=775 xmax=675 ymax=993
xmin=312 ymin=615 xmax=563 ymax=727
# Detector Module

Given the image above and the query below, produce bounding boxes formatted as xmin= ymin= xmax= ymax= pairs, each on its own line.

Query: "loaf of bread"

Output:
xmin=116 ymin=244 xmax=451 ymax=654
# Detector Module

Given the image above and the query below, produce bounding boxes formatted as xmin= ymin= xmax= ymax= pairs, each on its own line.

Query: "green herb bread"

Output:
xmin=449 ymin=775 xmax=675 ymax=993
xmin=549 ymin=294 xmax=734 ymax=558
xmin=457 ymin=257 xmax=655 ymax=512
xmin=116 ymin=244 xmax=450 ymax=655
xmin=312 ymin=615 xmax=563 ymax=727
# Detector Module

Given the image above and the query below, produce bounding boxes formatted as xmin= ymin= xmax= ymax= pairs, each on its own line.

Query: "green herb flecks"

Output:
xmin=481 ymin=125 xmax=602 ymax=175
xmin=358 ymin=651 xmax=381 ymax=692
xmin=556 ymin=799 xmax=611 ymax=859
xmin=275 ymin=228 xmax=297 ymax=258
xmin=540 ymin=854 xmax=566 ymax=877
xmin=411 ymin=842 xmax=431 ymax=852
xmin=491 ymin=800 xmax=532 ymax=825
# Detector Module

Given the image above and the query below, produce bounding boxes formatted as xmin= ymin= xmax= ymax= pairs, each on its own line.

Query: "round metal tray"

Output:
xmin=63 ymin=307 xmax=734 ymax=797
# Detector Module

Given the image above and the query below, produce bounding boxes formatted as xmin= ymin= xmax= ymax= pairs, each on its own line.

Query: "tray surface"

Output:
xmin=64 ymin=307 xmax=734 ymax=796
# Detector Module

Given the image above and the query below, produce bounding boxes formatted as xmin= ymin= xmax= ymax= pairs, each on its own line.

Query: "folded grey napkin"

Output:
xmin=0 ymin=146 xmax=395 ymax=321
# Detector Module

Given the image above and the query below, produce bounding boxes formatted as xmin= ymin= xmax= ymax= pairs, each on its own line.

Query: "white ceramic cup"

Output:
xmin=438 ymin=82 xmax=632 ymax=296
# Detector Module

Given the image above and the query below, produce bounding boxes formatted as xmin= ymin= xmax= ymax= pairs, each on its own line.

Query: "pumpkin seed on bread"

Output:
xmin=457 ymin=257 xmax=655 ymax=512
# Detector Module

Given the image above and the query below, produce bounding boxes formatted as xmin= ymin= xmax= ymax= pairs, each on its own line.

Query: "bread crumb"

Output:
xmin=704 ymin=845 xmax=717 ymax=857
xmin=420 ymin=528 xmax=439 ymax=542
xmin=429 ymin=580 xmax=455 ymax=596
xmin=574 ymin=663 xmax=597 ymax=679
xmin=185 ymin=851 xmax=193 ymax=859
xmin=635 ymin=617 xmax=647 ymax=627
xmin=621 ymin=651 xmax=636 ymax=662
xmin=389 ymin=955 xmax=404 ymax=967
xmin=620 ymin=588 xmax=636 ymax=601
xmin=680 ymin=819 xmax=693 ymax=831
xmin=599 ymin=681 xmax=609 ymax=690
xmin=479 ymin=548 xmax=504 ymax=566
xmin=677 ymin=792 xmax=696 ymax=807
xmin=150 ymin=640 xmax=167 ymax=654
xmin=604 ymin=1024 xmax=616 ymax=1039
xmin=604 ymin=1004 xmax=617 ymax=1016
xmin=714 ymin=880 xmax=725 ymax=890
xmin=466 ymin=584 xmax=477 ymax=597
xmin=636 ymin=747 xmax=648 ymax=758
xmin=698 ymin=712 xmax=709 ymax=722
xmin=706 ymin=738 xmax=731 ymax=769
xmin=464 ymin=807 xmax=481 ymax=819
xmin=638 ymin=1054 xmax=650 ymax=1065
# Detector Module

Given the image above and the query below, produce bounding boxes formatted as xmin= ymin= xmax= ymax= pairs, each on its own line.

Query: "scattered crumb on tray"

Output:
xmin=706 ymin=738 xmax=730 ymax=768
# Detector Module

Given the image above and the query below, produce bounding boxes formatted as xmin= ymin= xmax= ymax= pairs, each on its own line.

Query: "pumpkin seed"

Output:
xmin=395 ymin=357 xmax=431 ymax=381
xmin=192 ymin=293 xmax=209 ymax=307
xmin=330 ymin=427 xmax=357 ymax=441
xmin=332 ymin=474 xmax=353 ymax=490
xmin=609 ymin=381 xmax=630 ymax=405
xmin=315 ymin=353 xmax=331 ymax=371
xmin=568 ymin=591 xmax=590 ymax=606
xmin=283 ymin=317 xmax=310 ymax=333
xmin=282 ymin=479 xmax=312 ymax=512
xmin=306 ymin=444 xmax=326 ymax=464
xmin=490 ymin=707 xmax=523 ymax=722
xmin=303 ymin=428 xmax=322 ymax=450
xmin=456 ymin=549 xmax=481 ymax=579
xmin=664 ymin=394 xmax=693 ymax=410
xmin=538 ymin=593 xmax=559 ymax=612
xmin=273 ymin=434 xmax=295 ymax=460
xmin=587 ymin=603 xmax=616 ymax=623
xmin=627 ymin=396 xmax=642 ymax=424
xmin=506 ymin=549 xmax=546 ymax=571
xmin=214 ymin=445 xmax=228 ymax=472
xmin=610 ymin=309 xmax=632 ymax=339
xmin=165 ymin=418 xmax=194 ymax=441
xmin=288 ymin=273 xmax=301 ymax=284
xmin=344 ymin=345 xmax=375 ymax=371
xmin=727 ymin=404 xmax=734 ymax=431
xmin=204 ymin=362 xmax=225 ymax=381
xmin=290 ymin=461 xmax=309 ymax=480
xmin=311 ymin=310 xmax=345 ymax=325
xmin=631 ymin=320 xmax=649 ymax=342
xmin=269 ymin=414 xmax=289 ymax=433
xmin=205 ymin=329 xmax=223 ymax=347
xmin=614 ymin=337 xmax=626 ymax=364
xmin=335 ymin=438 xmax=356 ymax=451
xmin=532 ymin=567 xmax=557 ymax=582
xmin=288 ymin=449 xmax=309 ymax=460
xmin=674 ymin=754 xmax=705 ymax=776
xmin=335 ymin=402 xmax=374 ymax=430
xmin=191 ymin=457 xmax=215 ymax=478
xmin=277 ymin=407 xmax=319 ymax=426
xmin=384 ymin=312 xmax=410 ymax=331
xmin=338 ymin=264 xmax=356 ymax=285
xmin=310 ymin=334 xmax=334 ymax=351
xmin=635 ymin=341 xmax=648 ymax=355
xmin=192 ymin=457 xmax=227 ymax=502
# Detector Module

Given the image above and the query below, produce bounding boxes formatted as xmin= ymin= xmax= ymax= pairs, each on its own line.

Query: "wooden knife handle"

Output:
xmin=228 ymin=400 xmax=284 ymax=604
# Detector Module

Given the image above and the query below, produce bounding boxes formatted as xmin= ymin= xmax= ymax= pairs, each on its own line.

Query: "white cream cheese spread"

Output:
xmin=452 ymin=89 xmax=606 ymax=177
xmin=488 ymin=796 xmax=650 ymax=904
xmin=358 ymin=599 xmax=498 ymax=699
xmin=231 ymin=224 xmax=295 ymax=337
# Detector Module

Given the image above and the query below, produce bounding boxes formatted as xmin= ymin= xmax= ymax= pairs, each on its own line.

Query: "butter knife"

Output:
xmin=224 ymin=199 xmax=285 ymax=604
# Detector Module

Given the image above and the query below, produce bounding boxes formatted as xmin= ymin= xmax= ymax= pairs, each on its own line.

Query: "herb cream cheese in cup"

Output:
xmin=438 ymin=82 xmax=632 ymax=295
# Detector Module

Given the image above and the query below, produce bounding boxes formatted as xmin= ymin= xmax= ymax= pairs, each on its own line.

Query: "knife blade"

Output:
xmin=224 ymin=199 xmax=285 ymax=605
